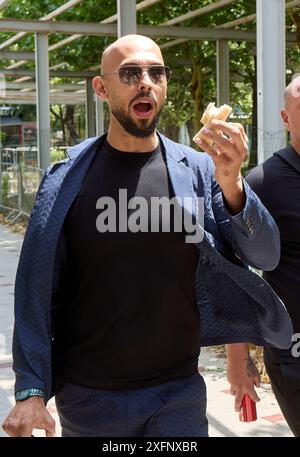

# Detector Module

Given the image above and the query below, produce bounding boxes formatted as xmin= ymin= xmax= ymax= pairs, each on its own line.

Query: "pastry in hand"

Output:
xmin=193 ymin=102 xmax=232 ymax=147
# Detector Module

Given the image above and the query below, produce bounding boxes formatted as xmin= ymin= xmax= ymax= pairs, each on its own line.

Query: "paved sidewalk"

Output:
xmin=0 ymin=223 xmax=293 ymax=437
xmin=199 ymin=349 xmax=293 ymax=437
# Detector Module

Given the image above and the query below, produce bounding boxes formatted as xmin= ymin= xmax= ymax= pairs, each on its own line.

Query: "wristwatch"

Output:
xmin=15 ymin=388 xmax=45 ymax=401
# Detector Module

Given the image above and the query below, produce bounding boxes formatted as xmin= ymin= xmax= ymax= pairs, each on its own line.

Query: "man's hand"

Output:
xmin=2 ymin=397 xmax=56 ymax=437
xmin=195 ymin=120 xmax=248 ymax=215
xmin=226 ymin=343 xmax=260 ymax=412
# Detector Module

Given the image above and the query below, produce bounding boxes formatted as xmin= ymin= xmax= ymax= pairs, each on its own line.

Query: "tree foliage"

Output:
xmin=1 ymin=0 xmax=300 ymax=150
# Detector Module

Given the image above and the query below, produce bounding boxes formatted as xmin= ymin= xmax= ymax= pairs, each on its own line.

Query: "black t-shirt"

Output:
xmin=246 ymin=146 xmax=300 ymax=333
xmin=60 ymin=140 xmax=200 ymax=390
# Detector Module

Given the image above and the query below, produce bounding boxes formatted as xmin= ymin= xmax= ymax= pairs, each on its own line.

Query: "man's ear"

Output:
xmin=281 ymin=109 xmax=290 ymax=131
xmin=93 ymin=76 xmax=108 ymax=100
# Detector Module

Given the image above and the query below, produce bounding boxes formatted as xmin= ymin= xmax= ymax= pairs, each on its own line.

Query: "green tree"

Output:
xmin=1 ymin=0 xmax=299 ymax=151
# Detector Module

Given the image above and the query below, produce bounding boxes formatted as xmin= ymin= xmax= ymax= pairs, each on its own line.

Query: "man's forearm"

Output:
xmin=221 ymin=176 xmax=246 ymax=215
xmin=226 ymin=343 xmax=249 ymax=361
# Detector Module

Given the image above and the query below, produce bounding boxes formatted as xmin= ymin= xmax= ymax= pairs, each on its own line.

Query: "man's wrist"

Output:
xmin=15 ymin=388 xmax=45 ymax=401
xmin=220 ymin=176 xmax=246 ymax=215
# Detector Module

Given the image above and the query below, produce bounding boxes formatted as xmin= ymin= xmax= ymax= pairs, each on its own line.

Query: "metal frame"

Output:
xmin=49 ymin=0 xmax=162 ymax=52
xmin=0 ymin=0 xmax=296 ymax=167
xmin=0 ymin=51 xmax=35 ymax=60
xmin=216 ymin=40 xmax=229 ymax=107
xmin=161 ymin=0 xmax=236 ymax=26
xmin=161 ymin=0 xmax=300 ymax=49
xmin=35 ymin=33 xmax=50 ymax=170
xmin=256 ymin=0 xmax=286 ymax=162
xmin=0 ymin=18 xmax=297 ymax=42
xmin=0 ymin=69 xmax=98 ymax=77
xmin=3 ymin=82 xmax=85 ymax=89
xmin=117 ymin=0 xmax=136 ymax=36
xmin=0 ymin=0 xmax=11 ymax=8
xmin=0 ymin=0 xmax=84 ymax=52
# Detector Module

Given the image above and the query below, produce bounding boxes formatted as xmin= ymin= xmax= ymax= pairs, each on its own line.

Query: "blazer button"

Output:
xmin=201 ymin=255 xmax=211 ymax=266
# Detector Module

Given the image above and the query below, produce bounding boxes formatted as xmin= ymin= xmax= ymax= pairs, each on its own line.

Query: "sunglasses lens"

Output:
xmin=165 ymin=67 xmax=171 ymax=82
xmin=119 ymin=67 xmax=141 ymax=84
xmin=149 ymin=66 xmax=169 ymax=84
xmin=118 ymin=66 xmax=171 ymax=85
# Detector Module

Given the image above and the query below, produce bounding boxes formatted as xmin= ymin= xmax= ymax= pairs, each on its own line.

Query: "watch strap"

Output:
xmin=15 ymin=388 xmax=45 ymax=401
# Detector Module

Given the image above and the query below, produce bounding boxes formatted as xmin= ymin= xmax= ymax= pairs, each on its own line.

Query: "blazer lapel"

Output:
xmin=48 ymin=136 xmax=105 ymax=230
xmin=159 ymin=134 xmax=205 ymax=245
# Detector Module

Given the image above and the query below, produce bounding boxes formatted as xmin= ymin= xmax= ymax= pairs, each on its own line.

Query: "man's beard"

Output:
xmin=111 ymin=105 xmax=163 ymax=138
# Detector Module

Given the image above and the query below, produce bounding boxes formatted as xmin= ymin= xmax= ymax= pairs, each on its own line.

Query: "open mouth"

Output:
xmin=132 ymin=99 xmax=154 ymax=119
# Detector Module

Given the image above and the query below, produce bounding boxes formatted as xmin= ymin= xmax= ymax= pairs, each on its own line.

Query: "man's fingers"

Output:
xmin=228 ymin=122 xmax=248 ymax=144
xmin=19 ymin=428 xmax=33 ymax=437
xmin=199 ymin=126 xmax=246 ymax=165
xmin=2 ymin=420 xmax=7 ymax=434
xmin=234 ymin=391 xmax=244 ymax=412
xmin=246 ymin=388 xmax=260 ymax=403
xmin=196 ymin=136 xmax=221 ymax=159
xmin=254 ymin=376 xmax=261 ymax=388
xmin=44 ymin=417 xmax=56 ymax=437
xmin=2 ymin=400 xmax=54 ymax=437
xmin=3 ymin=415 xmax=55 ymax=438
xmin=229 ymin=385 xmax=236 ymax=396
xmin=208 ymin=120 xmax=248 ymax=159
xmin=201 ymin=128 xmax=239 ymax=159
xmin=209 ymin=119 xmax=244 ymax=142
xmin=2 ymin=418 xmax=32 ymax=437
xmin=35 ymin=414 xmax=56 ymax=437
xmin=18 ymin=420 xmax=34 ymax=437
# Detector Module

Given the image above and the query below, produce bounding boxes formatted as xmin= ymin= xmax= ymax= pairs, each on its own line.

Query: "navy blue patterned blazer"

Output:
xmin=13 ymin=133 xmax=293 ymax=402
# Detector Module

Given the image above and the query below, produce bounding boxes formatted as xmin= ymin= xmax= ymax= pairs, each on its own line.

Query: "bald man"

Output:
xmin=2 ymin=35 xmax=292 ymax=438
xmin=246 ymin=76 xmax=300 ymax=436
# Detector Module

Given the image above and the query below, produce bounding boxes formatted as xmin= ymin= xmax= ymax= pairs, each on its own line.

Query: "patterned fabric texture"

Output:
xmin=55 ymin=373 xmax=208 ymax=437
xmin=12 ymin=133 xmax=293 ymax=402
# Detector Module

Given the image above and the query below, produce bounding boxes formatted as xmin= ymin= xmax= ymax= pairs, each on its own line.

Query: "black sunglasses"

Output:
xmin=101 ymin=65 xmax=171 ymax=85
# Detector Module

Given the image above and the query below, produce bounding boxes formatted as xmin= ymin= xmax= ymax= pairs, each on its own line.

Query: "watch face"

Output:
xmin=16 ymin=390 xmax=30 ymax=401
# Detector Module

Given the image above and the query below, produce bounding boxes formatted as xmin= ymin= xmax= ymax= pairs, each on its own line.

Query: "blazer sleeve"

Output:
xmin=211 ymin=175 xmax=280 ymax=271
xmin=12 ymin=165 xmax=55 ymax=400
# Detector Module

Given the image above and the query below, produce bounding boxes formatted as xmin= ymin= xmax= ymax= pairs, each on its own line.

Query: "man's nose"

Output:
xmin=138 ymin=69 xmax=153 ymax=89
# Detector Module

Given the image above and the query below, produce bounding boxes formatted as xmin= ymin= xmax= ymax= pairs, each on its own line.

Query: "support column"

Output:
xmin=86 ymin=78 xmax=95 ymax=138
xmin=256 ymin=0 xmax=286 ymax=163
xmin=0 ymin=131 xmax=2 ymax=206
xmin=117 ymin=0 xmax=136 ymax=37
xmin=35 ymin=33 xmax=50 ymax=170
xmin=216 ymin=40 xmax=230 ymax=107
xmin=96 ymin=97 xmax=104 ymax=136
